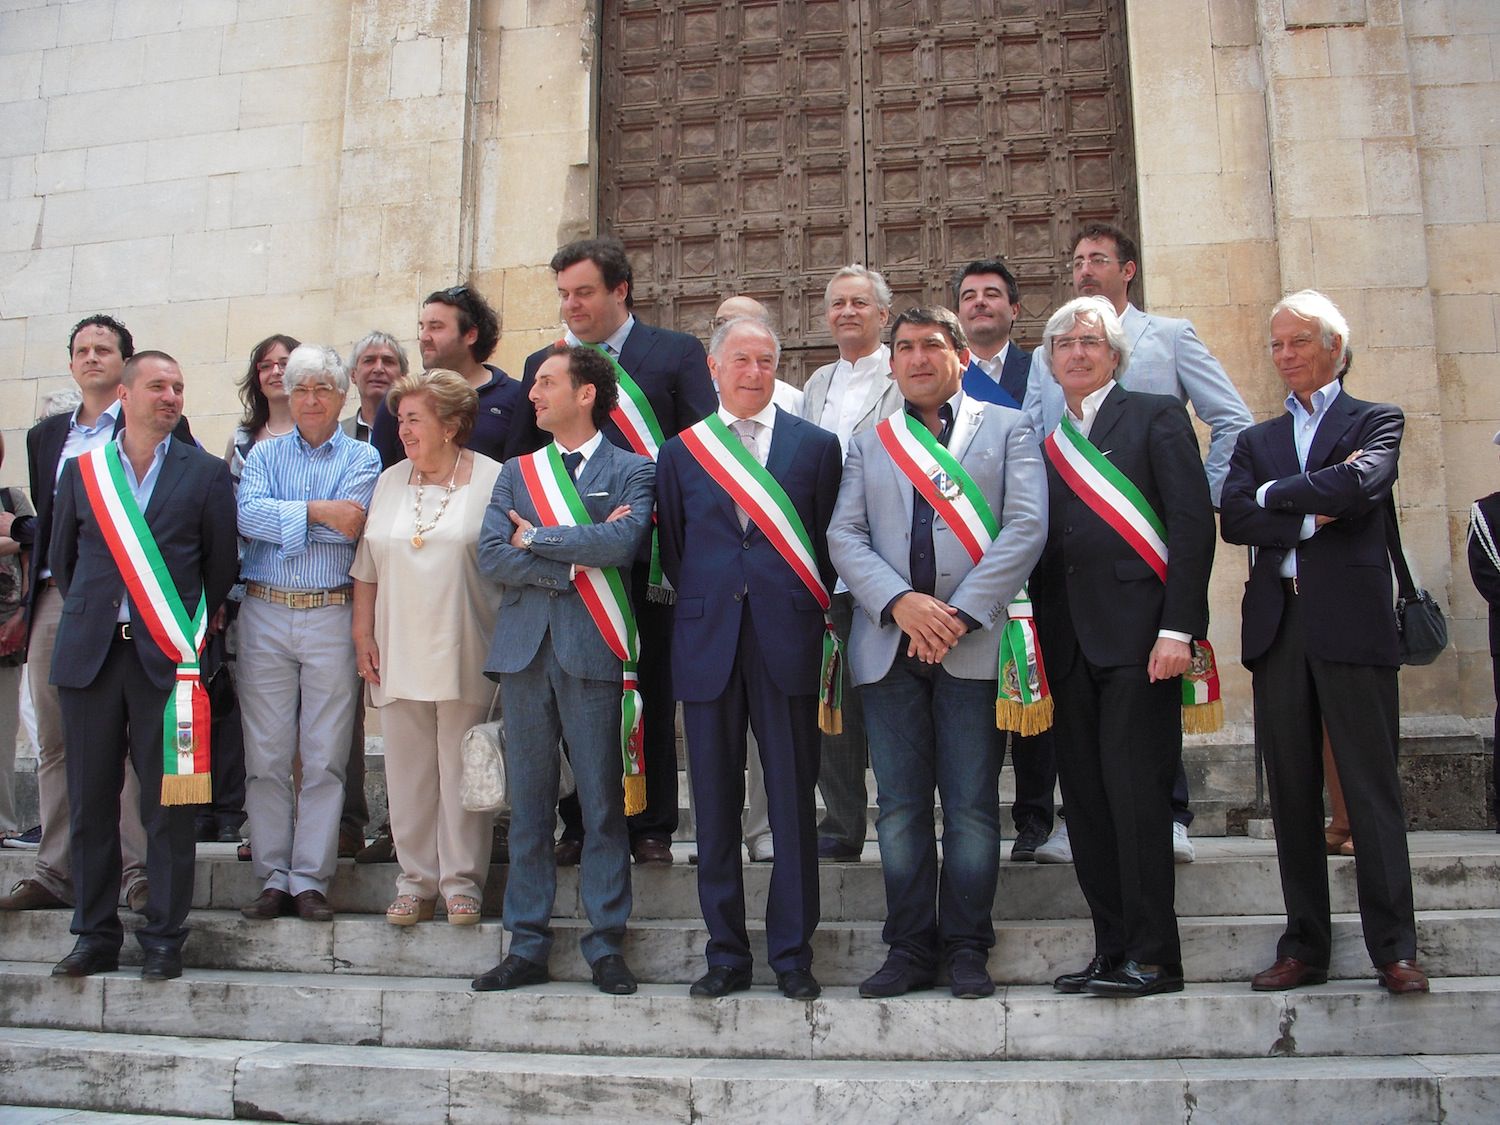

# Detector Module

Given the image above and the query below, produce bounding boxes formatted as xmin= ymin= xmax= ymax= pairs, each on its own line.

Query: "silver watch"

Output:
xmin=521 ymin=527 xmax=537 ymax=549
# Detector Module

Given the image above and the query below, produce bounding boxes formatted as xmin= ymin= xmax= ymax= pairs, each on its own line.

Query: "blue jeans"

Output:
xmin=861 ymin=652 xmax=1003 ymax=970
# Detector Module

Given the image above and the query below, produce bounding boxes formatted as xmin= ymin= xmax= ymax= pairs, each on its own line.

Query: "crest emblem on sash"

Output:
xmin=929 ymin=468 xmax=962 ymax=502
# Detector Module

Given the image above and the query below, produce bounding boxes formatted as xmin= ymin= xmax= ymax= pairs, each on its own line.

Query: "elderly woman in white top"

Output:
xmin=351 ymin=369 xmax=502 ymax=925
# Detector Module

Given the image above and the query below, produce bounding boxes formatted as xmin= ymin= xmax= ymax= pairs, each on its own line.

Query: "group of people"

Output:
xmin=0 ymin=227 xmax=1441 ymax=1002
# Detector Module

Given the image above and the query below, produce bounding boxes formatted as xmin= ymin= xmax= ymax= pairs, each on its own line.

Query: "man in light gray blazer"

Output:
xmin=472 ymin=344 xmax=655 ymax=997
xmin=799 ymin=264 xmax=904 ymax=863
xmin=829 ymin=307 xmax=1047 ymax=1000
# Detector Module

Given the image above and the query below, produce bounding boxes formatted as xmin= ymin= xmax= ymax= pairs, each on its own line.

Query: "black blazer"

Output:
xmin=1031 ymin=385 xmax=1216 ymax=670
xmin=48 ymin=435 xmax=237 ymax=691
xmin=1470 ymin=492 xmax=1500 ymax=656
xmin=1221 ymin=390 xmax=1403 ymax=668
xmin=502 ymin=321 xmax=717 ymax=460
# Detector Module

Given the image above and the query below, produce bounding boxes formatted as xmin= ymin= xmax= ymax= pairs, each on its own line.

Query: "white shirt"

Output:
xmin=553 ymin=429 xmax=605 ymax=470
xmin=565 ymin=315 xmax=636 ymax=357
xmin=970 ymin=341 xmax=1012 ymax=385
xmin=818 ymin=344 xmax=892 ymax=456
xmin=1256 ymin=378 xmax=1343 ymax=579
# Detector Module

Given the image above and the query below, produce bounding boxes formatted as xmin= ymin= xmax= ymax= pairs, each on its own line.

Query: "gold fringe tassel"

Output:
xmin=160 ymin=773 xmax=212 ymax=807
xmin=623 ymin=773 xmax=647 ymax=817
xmin=1181 ymin=698 xmax=1223 ymax=735
xmin=818 ymin=702 xmax=843 ymax=736
xmin=996 ymin=696 xmax=1054 ymax=737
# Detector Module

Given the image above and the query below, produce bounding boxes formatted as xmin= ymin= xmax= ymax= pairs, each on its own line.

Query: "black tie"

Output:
xmin=563 ymin=451 xmax=583 ymax=481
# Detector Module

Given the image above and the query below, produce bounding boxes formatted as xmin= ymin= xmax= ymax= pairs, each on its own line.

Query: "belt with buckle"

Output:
xmin=245 ymin=582 xmax=353 ymax=610
xmin=1281 ymin=577 xmax=1298 ymax=595
xmin=112 ymin=622 xmax=133 ymax=643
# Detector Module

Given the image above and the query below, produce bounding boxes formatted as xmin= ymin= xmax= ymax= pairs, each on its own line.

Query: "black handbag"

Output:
xmin=1385 ymin=498 xmax=1448 ymax=666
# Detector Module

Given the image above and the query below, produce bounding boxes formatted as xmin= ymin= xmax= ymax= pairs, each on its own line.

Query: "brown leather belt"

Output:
xmin=244 ymin=582 xmax=353 ymax=609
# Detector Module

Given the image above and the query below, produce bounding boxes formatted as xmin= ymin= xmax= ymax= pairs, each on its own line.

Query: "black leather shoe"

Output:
xmin=472 ymin=953 xmax=550 ymax=992
xmin=1009 ymin=822 xmax=1048 ymax=862
xmin=141 ymin=948 xmax=183 ymax=981
xmin=591 ymin=954 xmax=638 ymax=995
xmin=1083 ymin=959 xmax=1185 ymax=997
xmin=240 ymin=888 xmax=293 ymax=920
xmin=777 ymin=968 xmax=821 ymax=1000
xmin=1053 ymin=953 xmax=1120 ymax=994
xmin=690 ymin=964 xmax=754 ymax=998
xmin=51 ymin=945 xmax=119 ymax=978
xmin=946 ymin=949 xmax=995 ymax=999
xmin=858 ymin=954 xmax=935 ymax=999
xmin=293 ymin=890 xmax=334 ymax=922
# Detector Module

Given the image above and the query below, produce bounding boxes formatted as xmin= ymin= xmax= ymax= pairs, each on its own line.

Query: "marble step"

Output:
xmin=4 ymin=961 xmax=1496 ymax=1064
xmin=2 ymin=907 xmax=1495 ymax=986
xmin=4 ymin=833 xmax=1495 ymax=922
xmin=0 ymin=1027 xmax=1496 ymax=1124
xmin=0 ymin=1112 xmax=236 ymax=1125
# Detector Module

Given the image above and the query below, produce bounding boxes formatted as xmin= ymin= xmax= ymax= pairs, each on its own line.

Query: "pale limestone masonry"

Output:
xmin=0 ymin=0 xmax=1495 ymax=725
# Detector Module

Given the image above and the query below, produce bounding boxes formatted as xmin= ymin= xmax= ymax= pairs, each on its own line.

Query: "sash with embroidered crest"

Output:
xmin=76 ymin=442 xmax=212 ymax=805
xmin=1042 ymin=415 xmax=1222 ymax=731
xmin=677 ymin=415 xmax=844 ymax=733
xmin=517 ymin=445 xmax=647 ymax=815
xmin=872 ymin=412 xmax=1052 ymax=734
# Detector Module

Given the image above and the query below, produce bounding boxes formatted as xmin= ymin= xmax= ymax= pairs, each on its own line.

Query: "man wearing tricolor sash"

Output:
xmin=1030 ymin=297 xmax=1216 ymax=998
xmin=656 ymin=318 xmax=843 ymax=1000
xmin=505 ymin=238 xmax=717 ymax=867
xmin=474 ymin=344 xmax=655 ymax=996
xmin=828 ymin=307 xmax=1047 ymax=1000
xmin=48 ymin=351 xmax=237 ymax=981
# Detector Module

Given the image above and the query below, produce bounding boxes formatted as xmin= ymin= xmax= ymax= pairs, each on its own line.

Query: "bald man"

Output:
xmin=713 ymin=297 xmax=803 ymax=414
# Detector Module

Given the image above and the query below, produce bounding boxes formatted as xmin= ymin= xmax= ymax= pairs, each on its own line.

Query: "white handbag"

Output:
xmin=461 ymin=689 xmax=577 ymax=813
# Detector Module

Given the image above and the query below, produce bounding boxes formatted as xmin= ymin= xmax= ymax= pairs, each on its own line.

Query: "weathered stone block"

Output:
xmin=1309 ymin=214 xmax=1428 ymax=288
xmin=1326 ymin=25 xmax=1410 ymax=74
xmin=238 ymin=61 xmax=347 ymax=129
xmin=390 ymin=36 xmax=444 ymax=100
xmin=70 ymin=235 xmax=175 ymax=310
xmin=0 ymin=5 xmax=60 ymax=53
xmin=1283 ymin=0 xmax=1369 ymax=28
xmin=1218 ymin=91 xmax=1271 ymax=173
xmin=1273 ymin=139 xmax=1370 ymax=217
xmin=43 ymin=75 xmax=243 ymax=149
xmin=0 ymin=49 xmax=43 ymax=102
xmin=1435 ymin=292 xmax=1498 ymax=354
xmin=1271 ymin=75 xmax=1413 ymax=139
xmin=1428 ymin=222 xmax=1500 ymax=294
xmin=0 ymin=101 xmax=46 ymax=160
xmin=1414 ymin=83 xmax=1500 ymax=146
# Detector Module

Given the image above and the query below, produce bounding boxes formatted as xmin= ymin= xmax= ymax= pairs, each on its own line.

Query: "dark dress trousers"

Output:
xmin=1469 ymin=492 xmax=1500 ymax=823
xmin=49 ymin=436 xmax=237 ymax=956
xmin=656 ymin=409 xmax=842 ymax=974
xmin=1030 ymin=386 xmax=1215 ymax=967
xmin=1221 ymin=391 xmax=1418 ymax=969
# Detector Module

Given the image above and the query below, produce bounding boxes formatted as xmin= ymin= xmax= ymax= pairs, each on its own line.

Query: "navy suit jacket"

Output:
xmin=656 ymin=410 xmax=842 ymax=700
xmin=503 ymin=321 xmax=717 ymax=461
xmin=961 ymin=344 xmax=1029 ymax=410
xmin=1221 ymin=391 xmax=1403 ymax=668
xmin=48 ymin=435 xmax=237 ymax=691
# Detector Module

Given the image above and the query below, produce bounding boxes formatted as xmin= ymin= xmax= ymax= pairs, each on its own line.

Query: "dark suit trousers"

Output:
xmin=1252 ymin=591 xmax=1417 ymax=967
xmin=59 ymin=638 xmax=197 ymax=954
xmin=560 ymin=561 xmax=679 ymax=844
xmin=1050 ymin=646 xmax=1182 ymax=965
xmin=683 ymin=607 xmax=820 ymax=974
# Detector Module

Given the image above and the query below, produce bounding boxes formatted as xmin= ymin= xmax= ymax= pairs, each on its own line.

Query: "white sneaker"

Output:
xmin=747 ymin=835 xmax=775 ymax=863
xmin=1173 ymin=822 xmax=1196 ymax=864
xmin=1034 ymin=821 xmax=1073 ymax=864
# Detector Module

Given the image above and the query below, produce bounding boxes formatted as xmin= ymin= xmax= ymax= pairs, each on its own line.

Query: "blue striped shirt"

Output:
xmin=237 ymin=427 xmax=380 ymax=590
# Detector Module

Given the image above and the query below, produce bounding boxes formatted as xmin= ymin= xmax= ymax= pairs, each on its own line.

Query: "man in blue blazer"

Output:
xmin=656 ymin=317 xmax=842 ymax=1000
xmin=505 ymin=238 xmax=717 ymax=866
xmin=474 ymin=344 xmax=655 ymax=996
xmin=48 ymin=351 xmax=237 ymax=980
xmin=1221 ymin=290 xmax=1427 ymax=996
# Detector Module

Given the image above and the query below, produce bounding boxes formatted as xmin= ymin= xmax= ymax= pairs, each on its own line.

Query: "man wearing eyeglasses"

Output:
xmin=1022 ymin=223 xmax=1252 ymax=867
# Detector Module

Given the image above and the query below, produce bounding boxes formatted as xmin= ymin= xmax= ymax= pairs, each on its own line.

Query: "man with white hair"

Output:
xmin=1222 ymin=290 xmax=1427 ymax=996
xmin=343 ymin=332 xmax=408 ymax=444
xmin=236 ymin=345 xmax=380 ymax=923
xmin=800 ymin=265 xmax=903 ymax=863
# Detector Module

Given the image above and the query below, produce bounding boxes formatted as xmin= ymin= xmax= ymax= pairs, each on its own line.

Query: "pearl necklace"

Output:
xmin=410 ymin=456 xmax=461 ymax=549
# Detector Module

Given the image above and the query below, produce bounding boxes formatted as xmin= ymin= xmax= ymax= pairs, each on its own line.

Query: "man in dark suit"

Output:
xmin=1221 ymin=289 xmax=1428 ymax=995
xmin=47 ymin=350 xmax=237 ymax=979
xmin=504 ymin=238 xmax=717 ymax=866
xmin=1031 ymin=296 xmax=1216 ymax=998
xmin=656 ymin=317 xmax=842 ymax=1000
xmin=955 ymin=257 xmax=1055 ymax=862
xmin=0 ymin=316 xmax=191 ymax=915
xmin=473 ymin=344 xmax=655 ymax=996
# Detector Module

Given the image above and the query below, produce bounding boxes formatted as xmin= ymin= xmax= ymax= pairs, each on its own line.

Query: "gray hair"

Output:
xmin=1042 ymin=296 xmax=1131 ymax=378
xmin=283 ymin=344 xmax=349 ymax=394
xmin=1271 ymin=289 xmax=1351 ymax=372
xmin=710 ymin=316 xmax=781 ymax=366
xmin=349 ymin=331 xmax=410 ymax=376
xmin=824 ymin=264 xmax=893 ymax=311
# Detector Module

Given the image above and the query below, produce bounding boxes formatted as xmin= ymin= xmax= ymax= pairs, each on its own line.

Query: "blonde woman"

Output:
xmin=351 ymin=370 xmax=503 ymax=924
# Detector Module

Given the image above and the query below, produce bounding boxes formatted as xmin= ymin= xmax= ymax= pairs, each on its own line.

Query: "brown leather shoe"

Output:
xmin=126 ymin=882 xmax=149 ymax=915
xmin=554 ymin=839 xmax=583 ymax=867
xmin=1376 ymin=959 xmax=1430 ymax=995
xmin=1250 ymin=956 xmax=1329 ymax=991
xmin=631 ymin=837 xmax=673 ymax=865
xmin=0 ymin=878 xmax=67 ymax=910
xmin=294 ymin=890 xmax=335 ymax=922
xmin=240 ymin=888 xmax=293 ymax=920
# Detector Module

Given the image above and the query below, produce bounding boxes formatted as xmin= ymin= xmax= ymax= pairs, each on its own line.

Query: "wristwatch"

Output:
xmin=520 ymin=527 xmax=537 ymax=549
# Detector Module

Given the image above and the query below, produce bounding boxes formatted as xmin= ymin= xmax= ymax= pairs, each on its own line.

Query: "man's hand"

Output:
xmin=0 ymin=512 xmax=14 ymax=537
xmin=508 ymin=509 xmax=535 ymax=549
xmin=1147 ymin=637 xmax=1193 ymax=683
xmin=892 ymin=592 xmax=966 ymax=664
xmin=604 ymin=505 xmax=632 ymax=523
xmin=308 ymin=499 xmax=366 ymax=539
xmin=208 ymin=605 xmax=228 ymax=636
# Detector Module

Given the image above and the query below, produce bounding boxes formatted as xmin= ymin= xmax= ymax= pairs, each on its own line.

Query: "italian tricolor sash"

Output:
xmin=518 ymin=446 xmax=647 ymax=815
xmin=76 ymin=442 xmax=212 ymax=805
xmin=873 ymin=412 xmax=1052 ymax=733
xmin=583 ymin=341 xmax=674 ymax=604
xmin=677 ymin=415 xmax=845 ymax=734
xmin=1042 ymin=415 xmax=1222 ymax=731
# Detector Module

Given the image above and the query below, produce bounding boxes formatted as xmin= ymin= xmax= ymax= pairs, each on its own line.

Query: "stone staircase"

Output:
xmin=1 ymin=833 xmax=1498 ymax=1122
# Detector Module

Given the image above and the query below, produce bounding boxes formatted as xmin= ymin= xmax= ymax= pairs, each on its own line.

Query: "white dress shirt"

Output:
xmin=818 ymin=344 xmax=892 ymax=456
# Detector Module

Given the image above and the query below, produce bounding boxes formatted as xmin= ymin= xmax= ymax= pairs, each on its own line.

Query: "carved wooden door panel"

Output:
xmin=599 ymin=0 xmax=1137 ymax=385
